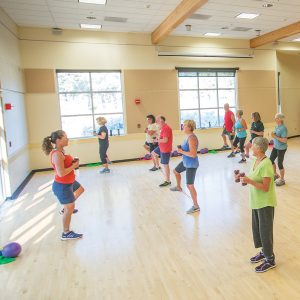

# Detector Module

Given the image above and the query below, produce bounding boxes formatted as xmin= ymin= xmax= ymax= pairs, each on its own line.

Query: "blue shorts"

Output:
xmin=52 ymin=180 xmax=81 ymax=205
xmin=153 ymin=147 xmax=171 ymax=165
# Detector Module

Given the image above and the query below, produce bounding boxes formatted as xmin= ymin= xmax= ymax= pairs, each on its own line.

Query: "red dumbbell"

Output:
xmin=239 ymin=172 xmax=247 ymax=186
xmin=234 ymin=170 xmax=240 ymax=183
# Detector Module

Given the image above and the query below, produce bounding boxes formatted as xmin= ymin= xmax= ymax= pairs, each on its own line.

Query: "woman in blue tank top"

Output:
xmin=170 ymin=120 xmax=200 ymax=214
xmin=228 ymin=110 xmax=248 ymax=163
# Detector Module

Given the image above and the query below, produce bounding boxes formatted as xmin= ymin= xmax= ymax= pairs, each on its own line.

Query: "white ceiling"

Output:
xmin=0 ymin=0 xmax=300 ymax=41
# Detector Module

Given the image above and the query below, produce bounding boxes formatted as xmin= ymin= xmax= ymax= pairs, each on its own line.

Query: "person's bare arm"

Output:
xmin=97 ymin=132 xmax=107 ymax=140
xmin=52 ymin=152 xmax=77 ymax=177
xmin=178 ymin=136 xmax=197 ymax=158
xmin=242 ymin=176 xmax=271 ymax=192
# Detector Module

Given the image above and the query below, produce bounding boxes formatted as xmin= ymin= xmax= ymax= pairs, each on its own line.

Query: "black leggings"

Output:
xmin=270 ymin=148 xmax=287 ymax=170
xmin=99 ymin=144 xmax=109 ymax=164
xmin=233 ymin=136 xmax=246 ymax=153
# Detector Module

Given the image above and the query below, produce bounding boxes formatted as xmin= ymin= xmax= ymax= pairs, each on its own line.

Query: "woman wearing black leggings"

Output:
xmin=270 ymin=113 xmax=288 ymax=186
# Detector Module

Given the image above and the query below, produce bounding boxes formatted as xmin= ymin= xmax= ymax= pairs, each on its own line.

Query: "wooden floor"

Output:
xmin=1 ymin=138 xmax=300 ymax=300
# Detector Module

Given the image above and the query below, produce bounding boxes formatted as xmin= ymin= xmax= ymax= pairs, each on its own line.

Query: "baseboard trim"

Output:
xmin=6 ymin=171 xmax=35 ymax=201
xmin=7 ymin=135 xmax=300 ymax=201
xmin=9 ymin=158 xmax=142 ymax=200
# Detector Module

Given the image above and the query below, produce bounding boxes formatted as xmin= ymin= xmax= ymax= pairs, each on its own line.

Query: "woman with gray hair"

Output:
xmin=270 ymin=113 xmax=288 ymax=186
xmin=238 ymin=137 xmax=277 ymax=273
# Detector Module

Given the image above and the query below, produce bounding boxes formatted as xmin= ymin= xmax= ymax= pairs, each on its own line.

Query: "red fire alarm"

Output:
xmin=135 ymin=98 xmax=141 ymax=105
xmin=5 ymin=103 xmax=13 ymax=110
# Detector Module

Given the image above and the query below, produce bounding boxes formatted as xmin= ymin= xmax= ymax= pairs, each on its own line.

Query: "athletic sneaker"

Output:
xmin=170 ymin=186 xmax=182 ymax=192
xmin=234 ymin=150 xmax=240 ymax=154
xmin=186 ymin=206 xmax=200 ymax=214
xmin=255 ymin=259 xmax=276 ymax=273
xmin=59 ymin=208 xmax=78 ymax=215
xmin=149 ymin=166 xmax=160 ymax=171
xmin=220 ymin=145 xmax=229 ymax=150
xmin=227 ymin=152 xmax=235 ymax=158
xmin=99 ymin=168 xmax=110 ymax=174
xmin=274 ymin=174 xmax=280 ymax=181
xmin=275 ymin=179 xmax=285 ymax=186
xmin=239 ymin=159 xmax=247 ymax=164
xmin=250 ymin=251 xmax=265 ymax=263
xmin=245 ymin=154 xmax=250 ymax=158
xmin=159 ymin=181 xmax=171 ymax=187
xmin=61 ymin=231 xmax=83 ymax=241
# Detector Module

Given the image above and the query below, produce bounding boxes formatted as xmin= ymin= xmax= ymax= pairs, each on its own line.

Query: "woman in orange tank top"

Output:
xmin=42 ymin=130 xmax=84 ymax=241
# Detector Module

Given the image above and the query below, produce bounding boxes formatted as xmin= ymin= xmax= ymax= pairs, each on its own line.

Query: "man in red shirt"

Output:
xmin=221 ymin=103 xmax=235 ymax=151
xmin=151 ymin=115 xmax=173 ymax=187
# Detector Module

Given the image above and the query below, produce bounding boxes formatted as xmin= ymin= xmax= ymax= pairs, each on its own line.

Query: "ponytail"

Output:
xmin=42 ymin=130 xmax=65 ymax=155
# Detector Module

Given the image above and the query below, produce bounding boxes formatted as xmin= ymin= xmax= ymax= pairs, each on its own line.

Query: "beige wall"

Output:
xmin=19 ymin=27 xmax=282 ymax=170
xmin=19 ymin=27 xmax=277 ymax=71
xmin=124 ymin=70 xmax=179 ymax=133
xmin=0 ymin=8 xmax=30 ymax=199
xmin=237 ymin=70 xmax=277 ymax=124
xmin=277 ymin=52 xmax=300 ymax=136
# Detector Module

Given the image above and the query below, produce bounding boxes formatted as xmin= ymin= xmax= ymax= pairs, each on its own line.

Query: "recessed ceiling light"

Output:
xmin=293 ymin=38 xmax=300 ymax=42
xmin=204 ymin=32 xmax=221 ymax=37
xmin=262 ymin=3 xmax=273 ymax=8
xmin=236 ymin=13 xmax=259 ymax=19
xmin=185 ymin=24 xmax=192 ymax=31
xmin=78 ymin=0 xmax=107 ymax=4
xmin=80 ymin=24 xmax=102 ymax=29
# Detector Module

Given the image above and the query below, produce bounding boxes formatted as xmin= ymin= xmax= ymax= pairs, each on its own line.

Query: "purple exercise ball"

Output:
xmin=200 ymin=148 xmax=209 ymax=154
xmin=2 ymin=242 xmax=22 ymax=258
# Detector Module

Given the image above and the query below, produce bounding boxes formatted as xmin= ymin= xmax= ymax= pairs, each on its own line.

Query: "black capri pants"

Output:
xmin=99 ymin=143 xmax=109 ymax=164
xmin=270 ymin=148 xmax=287 ymax=170
xmin=252 ymin=206 xmax=275 ymax=260
xmin=233 ymin=136 xmax=246 ymax=153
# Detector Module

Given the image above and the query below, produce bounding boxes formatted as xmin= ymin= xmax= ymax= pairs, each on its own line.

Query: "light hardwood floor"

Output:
xmin=1 ymin=138 xmax=300 ymax=300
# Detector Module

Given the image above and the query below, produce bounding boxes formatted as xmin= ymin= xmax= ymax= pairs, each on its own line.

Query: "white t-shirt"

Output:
xmin=146 ymin=123 xmax=159 ymax=143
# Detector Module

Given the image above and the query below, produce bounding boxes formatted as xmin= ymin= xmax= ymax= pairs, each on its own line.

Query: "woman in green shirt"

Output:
xmin=239 ymin=137 xmax=277 ymax=273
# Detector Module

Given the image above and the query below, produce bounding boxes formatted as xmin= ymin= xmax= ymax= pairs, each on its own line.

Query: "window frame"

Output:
xmin=56 ymin=70 xmax=125 ymax=139
xmin=177 ymin=68 xmax=237 ymax=129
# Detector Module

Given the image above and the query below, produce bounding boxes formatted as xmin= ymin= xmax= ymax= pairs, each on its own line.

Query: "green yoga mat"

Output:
xmin=0 ymin=255 xmax=16 ymax=265
xmin=208 ymin=150 xmax=218 ymax=154
xmin=86 ymin=162 xmax=101 ymax=167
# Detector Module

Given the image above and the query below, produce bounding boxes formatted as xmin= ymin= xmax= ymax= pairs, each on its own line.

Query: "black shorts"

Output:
xmin=175 ymin=161 xmax=198 ymax=185
xmin=222 ymin=128 xmax=234 ymax=141
xmin=145 ymin=142 xmax=158 ymax=153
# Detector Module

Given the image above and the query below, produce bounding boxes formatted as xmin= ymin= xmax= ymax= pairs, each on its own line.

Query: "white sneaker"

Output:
xmin=275 ymin=179 xmax=285 ymax=186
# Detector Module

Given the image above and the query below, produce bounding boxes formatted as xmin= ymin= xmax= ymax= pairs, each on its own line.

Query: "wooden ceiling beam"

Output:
xmin=151 ymin=0 xmax=208 ymax=45
xmin=250 ymin=21 xmax=300 ymax=48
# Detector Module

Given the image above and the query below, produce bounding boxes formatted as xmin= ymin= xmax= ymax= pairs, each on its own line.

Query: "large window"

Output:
xmin=178 ymin=69 xmax=237 ymax=129
xmin=57 ymin=71 xmax=124 ymax=138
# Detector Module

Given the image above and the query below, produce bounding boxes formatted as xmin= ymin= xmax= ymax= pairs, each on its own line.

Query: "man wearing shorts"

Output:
xmin=151 ymin=115 xmax=173 ymax=187
xmin=221 ymin=103 xmax=235 ymax=151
